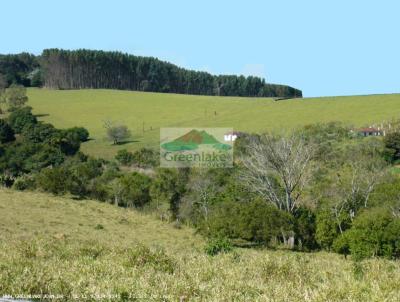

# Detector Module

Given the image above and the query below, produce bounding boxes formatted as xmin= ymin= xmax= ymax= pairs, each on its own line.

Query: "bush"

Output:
xmin=0 ymin=119 xmax=15 ymax=143
xmin=65 ymin=127 xmax=89 ymax=142
xmin=204 ymin=237 xmax=233 ymax=256
xmin=22 ymin=122 xmax=58 ymax=143
xmin=384 ymin=132 xmax=400 ymax=162
xmin=7 ymin=106 xmax=37 ymax=133
xmin=36 ymin=167 xmax=71 ymax=195
xmin=12 ymin=175 xmax=36 ymax=191
xmin=316 ymin=210 xmax=341 ymax=250
xmin=332 ymin=232 xmax=351 ymax=257
xmin=333 ymin=208 xmax=400 ymax=260
xmin=132 ymin=147 xmax=158 ymax=168
xmin=112 ymin=172 xmax=152 ymax=207
xmin=125 ymin=244 xmax=175 ymax=274
xmin=294 ymin=207 xmax=319 ymax=251
xmin=57 ymin=129 xmax=82 ymax=155
xmin=203 ymin=199 xmax=293 ymax=246
xmin=115 ymin=149 xmax=134 ymax=166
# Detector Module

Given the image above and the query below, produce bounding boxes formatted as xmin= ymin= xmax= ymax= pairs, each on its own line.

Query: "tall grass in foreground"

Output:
xmin=1 ymin=189 xmax=400 ymax=301
xmin=1 ymin=237 xmax=400 ymax=301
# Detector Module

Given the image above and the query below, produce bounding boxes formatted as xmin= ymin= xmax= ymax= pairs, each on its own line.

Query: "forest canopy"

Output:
xmin=0 ymin=49 xmax=302 ymax=98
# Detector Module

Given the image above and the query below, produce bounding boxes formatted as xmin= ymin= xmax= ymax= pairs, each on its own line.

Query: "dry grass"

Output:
xmin=1 ymin=189 xmax=400 ymax=301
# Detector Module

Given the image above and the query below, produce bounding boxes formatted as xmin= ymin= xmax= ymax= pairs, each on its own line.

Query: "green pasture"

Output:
xmin=27 ymin=88 xmax=400 ymax=158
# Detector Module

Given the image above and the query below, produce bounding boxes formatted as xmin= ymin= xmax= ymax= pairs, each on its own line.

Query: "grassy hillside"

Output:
xmin=27 ymin=88 xmax=400 ymax=158
xmin=1 ymin=189 xmax=400 ymax=301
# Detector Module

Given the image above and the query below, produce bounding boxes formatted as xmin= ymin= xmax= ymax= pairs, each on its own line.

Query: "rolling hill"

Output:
xmin=26 ymin=88 xmax=400 ymax=159
xmin=1 ymin=189 xmax=400 ymax=301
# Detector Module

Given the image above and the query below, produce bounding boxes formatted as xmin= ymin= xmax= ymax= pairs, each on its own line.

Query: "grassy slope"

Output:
xmin=1 ymin=189 xmax=400 ymax=301
xmin=27 ymin=88 xmax=400 ymax=159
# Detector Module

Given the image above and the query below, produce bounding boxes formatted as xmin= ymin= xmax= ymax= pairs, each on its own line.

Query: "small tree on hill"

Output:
xmin=103 ymin=120 xmax=131 ymax=145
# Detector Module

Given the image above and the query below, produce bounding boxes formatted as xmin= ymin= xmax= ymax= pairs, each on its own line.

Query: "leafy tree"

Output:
xmin=104 ymin=121 xmax=131 ymax=145
xmin=56 ymin=128 xmax=82 ymax=155
xmin=0 ymin=52 xmax=39 ymax=86
xmin=4 ymin=84 xmax=28 ymax=109
xmin=66 ymin=127 xmax=89 ymax=142
xmin=0 ymin=119 xmax=15 ymax=143
xmin=203 ymin=198 xmax=293 ymax=246
xmin=36 ymin=166 xmax=71 ymax=195
xmin=150 ymin=168 xmax=188 ymax=220
xmin=29 ymin=69 xmax=43 ymax=87
xmin=66 ymin=158 xmax=104 ymax=198
xmin=22 ymin=123 xmax=58 ymax=143
xmin=293 ymin=207 xmax=319 ymax=251
xmin=7 ymin=106 xmax=37 ymax=133
xmin=316 ymin=210 xmax=341 ymax=250
xmin=384 ymin=132 xmax=400 ymax=162
xmin=110 ymin=172 xmax=151 ymax=207
xmin=333 ymin=208 xmax=400 ymax=260
xmin=132 ymin=147 xmax=158 ymax=168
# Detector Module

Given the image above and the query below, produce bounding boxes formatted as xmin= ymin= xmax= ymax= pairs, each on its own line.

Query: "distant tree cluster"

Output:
xmin=0 ymin=53 xmax=42 ymax=87
xmin=40 ymin=49 xmax=302 ymax=98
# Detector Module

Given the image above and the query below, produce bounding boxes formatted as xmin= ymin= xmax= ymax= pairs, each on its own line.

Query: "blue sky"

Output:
xmin=1 ymin=0 xmax=399 ymax=97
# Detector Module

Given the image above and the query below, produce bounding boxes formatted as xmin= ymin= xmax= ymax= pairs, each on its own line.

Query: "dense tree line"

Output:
xmin=0 ymin=53 xmax=42 ymax=87
xmin=1 ymin=49 xmax=302 ymax=98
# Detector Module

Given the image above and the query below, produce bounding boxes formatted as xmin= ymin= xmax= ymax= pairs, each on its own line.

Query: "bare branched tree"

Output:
xmin=328 ymin=157 xmax=387 ymax=233
xmin=238 ymin=133 xmax=315 ymax=213
xmin=180 ymin=170 xmax=219 ymax=223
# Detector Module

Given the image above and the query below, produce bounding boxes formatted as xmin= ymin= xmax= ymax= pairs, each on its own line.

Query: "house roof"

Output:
xmin=358 ymin=127 xmax=381 ymax=133
xmin=224 ymin=131 xmax=243 ymax=136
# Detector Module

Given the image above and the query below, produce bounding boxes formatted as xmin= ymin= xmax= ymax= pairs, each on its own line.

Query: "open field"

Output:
xmin=27 ymin=88 xmax=400 ymax=159
xmin=0 ymin=189 xmax=400 ymax=301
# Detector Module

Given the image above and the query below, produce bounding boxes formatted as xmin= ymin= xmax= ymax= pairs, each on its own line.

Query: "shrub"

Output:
xmin=203 ymin=199 xmax=293 ymax=246
xmin=332 ymin=232 xmax=351 ymax=257
xmin=36 ymin=167 xmax=71 ymax=195
xmin=204 ymin=237 xmax=233 ymax=256
xmin=125 ymin=244 xmax=175 ymax=274
xmin=94 ymin=224 xmax=104 ymax=230
xmin=22 ymin=122 xmax=58 ymax=143
xmin=132 ymin=147 xmax=158 ymax=168
xmin=57 ymin=129 xmax=82 ymax=155
xmin=0 ymin=119 xmax=15 ymax=143
xmin=65 ymin=127 xmax=89 ymax=142
xmin=7 ymin=106 xmax=37 ymax=133
xmin=112 ymin=172 xmax=152 ymax=207
xmin=12 ymin=175 xmax=36 ymax=191
xmin=316 ymin=210 xmax=340 ymax=250
xmin=293 ymin=207 xmax=319 ymax=251
xmin=66 ymin=158 xmax=104 ymax=198
xmin=334 ymin=208 xmax=400 ymax=260
xmin=384 ymin=132 xmax=400 ymax=162
xmin=115 ymin=149 xmax=134 ymax=166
